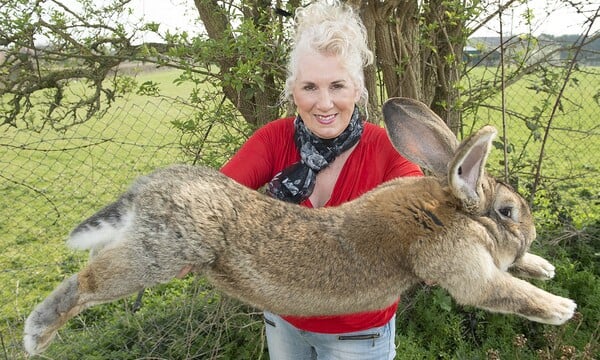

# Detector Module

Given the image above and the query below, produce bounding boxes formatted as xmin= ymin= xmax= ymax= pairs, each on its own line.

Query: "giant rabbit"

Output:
xmin=24 ymin=98 xmax=576 ymax=356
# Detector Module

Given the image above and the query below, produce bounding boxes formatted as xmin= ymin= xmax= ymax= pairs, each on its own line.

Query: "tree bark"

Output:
xmin=194 ymin=0 xmax=282 ymax=127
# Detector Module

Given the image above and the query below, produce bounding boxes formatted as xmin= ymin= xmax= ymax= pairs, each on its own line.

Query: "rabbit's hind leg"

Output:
xmin=23 ymin=244 xmax=172 ymax=355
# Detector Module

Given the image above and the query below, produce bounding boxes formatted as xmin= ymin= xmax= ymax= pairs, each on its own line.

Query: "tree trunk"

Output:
xmin=424 ymin=0 xmax=465 ymax=134
xmin=194 ymin=0 xmax=282 ymax=128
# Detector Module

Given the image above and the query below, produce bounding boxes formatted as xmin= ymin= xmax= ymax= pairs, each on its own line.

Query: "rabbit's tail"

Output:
xmin=23 ymin=274 xmax=81 ymax=355
xmin=67 ymin=192 xmax=136 ymax=252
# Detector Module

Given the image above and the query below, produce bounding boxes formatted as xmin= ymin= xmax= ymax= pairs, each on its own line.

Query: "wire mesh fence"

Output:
xmin=1 ymin=88 xmax=188 ymax=358
xmin=1 ymin=60 xmax=599 ymax=358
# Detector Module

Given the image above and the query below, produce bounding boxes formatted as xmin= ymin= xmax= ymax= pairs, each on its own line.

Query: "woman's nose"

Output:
xmin=316 ymin=90 xmax=333 ymax=110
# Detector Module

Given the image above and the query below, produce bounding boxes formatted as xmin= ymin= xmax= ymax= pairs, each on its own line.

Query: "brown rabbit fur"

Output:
xmin=23 ymin=98 xmax=576 ymax=356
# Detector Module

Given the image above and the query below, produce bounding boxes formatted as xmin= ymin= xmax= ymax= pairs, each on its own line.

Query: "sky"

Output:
xmin=128 ymin=0 xmax=200 ymax=43
xmin=128 ymin=0 xmax=598 ymax=42
xmin=470 ymin=0 xmax=600 ymax=37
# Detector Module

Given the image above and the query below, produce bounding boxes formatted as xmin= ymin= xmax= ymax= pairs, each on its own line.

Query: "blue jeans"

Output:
xmin=263 ymin=312 xmax=396 ymax=360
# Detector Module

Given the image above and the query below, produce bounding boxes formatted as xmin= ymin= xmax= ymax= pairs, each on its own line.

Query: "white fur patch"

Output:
xmin=67 ymin=210 xmax=135 ymax=252
xmin=22 ymin=318 xmax=39 ymax=355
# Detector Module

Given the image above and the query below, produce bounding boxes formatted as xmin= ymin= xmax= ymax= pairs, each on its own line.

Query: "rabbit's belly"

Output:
xmin=203 ymin=261 xmax=410 ymax=317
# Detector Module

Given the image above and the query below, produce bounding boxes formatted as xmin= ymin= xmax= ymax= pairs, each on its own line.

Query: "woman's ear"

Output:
xmin=354 ymin=87 xmax=361 ymax=103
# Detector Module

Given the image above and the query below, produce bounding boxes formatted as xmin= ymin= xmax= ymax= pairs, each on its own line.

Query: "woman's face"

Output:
xmin=292 ymin=51 xmax=360 ymax=139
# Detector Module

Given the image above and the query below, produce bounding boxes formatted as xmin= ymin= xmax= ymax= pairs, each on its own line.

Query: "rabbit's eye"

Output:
xmin=498 ymin=207 xmax=512 ymax=218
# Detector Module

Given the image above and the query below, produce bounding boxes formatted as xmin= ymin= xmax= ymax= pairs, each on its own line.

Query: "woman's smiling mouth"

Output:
xmin=315 ymin=114 xmax=337 ymax=125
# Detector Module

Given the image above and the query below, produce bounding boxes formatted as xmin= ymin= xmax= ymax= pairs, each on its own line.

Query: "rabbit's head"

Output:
xmin=383 ymin=97 xmax=536 ymax=264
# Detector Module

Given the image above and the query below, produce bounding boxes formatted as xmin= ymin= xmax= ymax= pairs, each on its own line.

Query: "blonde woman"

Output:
xmin=221 ymin=1 xmax=422 ymax=358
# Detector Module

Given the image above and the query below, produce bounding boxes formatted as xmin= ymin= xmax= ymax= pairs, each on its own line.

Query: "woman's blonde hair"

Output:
xmin=283 ymin=0 xmax=373 ymax=109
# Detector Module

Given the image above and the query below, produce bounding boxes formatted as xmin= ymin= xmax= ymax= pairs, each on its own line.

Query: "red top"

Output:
xmin=221 ymin=117 xmax=423 ymax=333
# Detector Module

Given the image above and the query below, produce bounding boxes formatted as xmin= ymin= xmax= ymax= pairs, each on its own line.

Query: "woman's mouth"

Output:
xmin=315 ymin=114 xmax=336 ymax=125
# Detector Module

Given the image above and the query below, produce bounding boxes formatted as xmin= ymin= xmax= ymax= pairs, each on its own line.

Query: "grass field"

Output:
xmin=1 ymin=67 xmax=598 ymax=359
xmin=1 ymin=68 xmax=194 ymax=357
xmin=462 ymin=66 xmax=599 ymax=228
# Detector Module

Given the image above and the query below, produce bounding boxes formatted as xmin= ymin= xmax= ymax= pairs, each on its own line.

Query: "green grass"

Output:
xmin=462 ymin=66 xmax=600 ymax=227
xmin=1 ymin=67 xmax=598 ymax=359
xmin=0 ymin=68 xmax=193 ymax=357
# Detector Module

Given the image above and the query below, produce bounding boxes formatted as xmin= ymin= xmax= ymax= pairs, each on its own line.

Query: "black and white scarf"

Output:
xmin=266 ymin=106 xmax=364 ymax=203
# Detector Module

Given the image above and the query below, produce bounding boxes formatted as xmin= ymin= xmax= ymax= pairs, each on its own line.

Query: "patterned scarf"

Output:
xmin=266 ymin=106 xmax=364 ymax=203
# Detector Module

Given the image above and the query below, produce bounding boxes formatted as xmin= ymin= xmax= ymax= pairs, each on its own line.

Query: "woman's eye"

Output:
xmin=302 ymin=85 xmax=316 ymax=91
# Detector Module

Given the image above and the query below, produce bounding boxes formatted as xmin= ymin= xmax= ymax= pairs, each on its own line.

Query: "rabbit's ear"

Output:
xmin=382 ymin=97 xmax=460 ymax=176
xmin=448 ymin=126 xmax=497 ymax=213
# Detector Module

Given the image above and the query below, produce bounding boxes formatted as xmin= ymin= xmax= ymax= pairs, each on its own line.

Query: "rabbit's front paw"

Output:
xmin=521 ymin=290 xmax=577 ymax=325
xmin=546 ymin=296 xmax=577 ymax=325
xmin=526 ymin=294 xmax=577 ymax=325
xmin=512 ymin=253 xmax=555 ymax=280
xmin=529 ymin=253 xmax=555 ymax=279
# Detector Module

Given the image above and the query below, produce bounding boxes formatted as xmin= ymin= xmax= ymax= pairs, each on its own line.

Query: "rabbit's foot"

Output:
xmin=23 ymin=274 xmax=80 ymax=355
xmin=23 ymin=323 xmax=56 ymax=356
